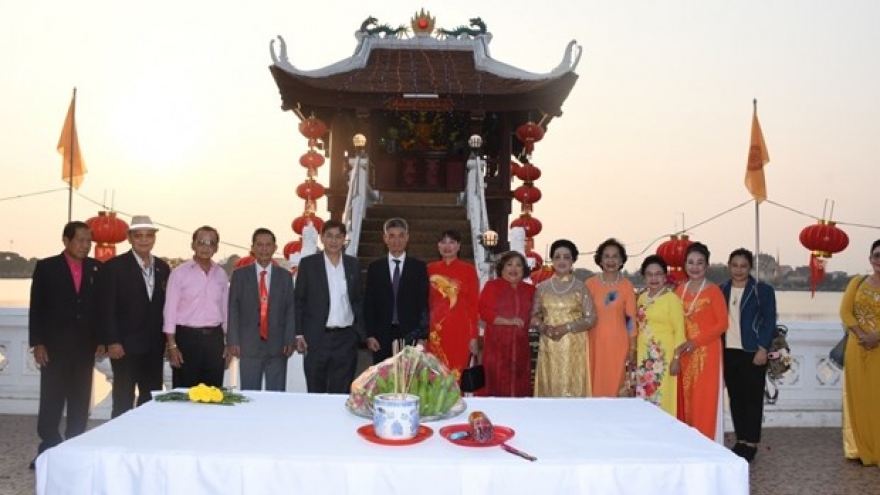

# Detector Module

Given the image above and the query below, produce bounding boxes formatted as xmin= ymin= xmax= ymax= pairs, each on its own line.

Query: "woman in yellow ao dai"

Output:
xmin=635 ymin=255 xmax=686 ymax=416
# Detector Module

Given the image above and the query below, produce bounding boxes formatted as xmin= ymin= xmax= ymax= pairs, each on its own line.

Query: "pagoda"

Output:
xmin=269 ymin=10 xmax=581 ymax=259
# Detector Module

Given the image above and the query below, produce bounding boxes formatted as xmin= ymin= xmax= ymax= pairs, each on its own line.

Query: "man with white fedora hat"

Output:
xmin=100 ymin=215 xmax=170 ymax=417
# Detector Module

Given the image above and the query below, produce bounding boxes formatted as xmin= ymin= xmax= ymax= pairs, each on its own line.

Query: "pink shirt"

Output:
xmin=163 ymin=259 xmax=229 ymax=334
xmin=64 ymin=253 xmax=83 ymax=293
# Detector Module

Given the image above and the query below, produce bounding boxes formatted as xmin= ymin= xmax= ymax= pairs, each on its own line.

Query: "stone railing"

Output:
xmin=0 ymin=307 xmax=843 ymax=426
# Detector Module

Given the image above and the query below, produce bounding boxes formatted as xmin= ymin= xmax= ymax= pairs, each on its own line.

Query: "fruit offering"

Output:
xmin=347 ymin=345 xmax=462 ymax=418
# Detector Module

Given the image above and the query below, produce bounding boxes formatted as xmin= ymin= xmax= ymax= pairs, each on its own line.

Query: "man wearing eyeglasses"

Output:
xmin=163 ymin=226 xmax=230 ymax=388
xmin=100 ymin=215 xmax=170 ymax=417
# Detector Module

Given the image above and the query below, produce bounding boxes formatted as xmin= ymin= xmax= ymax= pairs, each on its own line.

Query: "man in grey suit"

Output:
xmin=294 ymin=219 xmax=364 ymax=393
xmin=227 ymin=228 xmax=296 ymax=391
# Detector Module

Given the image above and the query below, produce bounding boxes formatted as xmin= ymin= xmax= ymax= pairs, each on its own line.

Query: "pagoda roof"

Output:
xmin=269 ymin=14 xmax=582 ymax=118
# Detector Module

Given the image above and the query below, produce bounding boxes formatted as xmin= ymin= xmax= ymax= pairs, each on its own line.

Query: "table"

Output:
xmin=36 ymin=393 xmax=747 ymax=495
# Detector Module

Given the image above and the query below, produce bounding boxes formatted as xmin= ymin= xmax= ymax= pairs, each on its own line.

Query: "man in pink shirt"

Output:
xmin=163 ymin=226 xmax=229 ymax=388
xmin=29 ymin=221 xmax=104 ymax=467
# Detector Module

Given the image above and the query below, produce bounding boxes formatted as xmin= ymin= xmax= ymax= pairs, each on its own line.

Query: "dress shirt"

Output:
xmin=163 ymin=259 xmax=229 ymax=334
xmin=324 ymin=254 xmax=354 ymax=328
xmin=255 ymin=262 xmax=273 ymax=296
xmin=64 ymin=252 xmax=83 ymax=293
xmin=387 ymin=252 xmax=407 ymax=279
xmin=133 ymin=252 xmax=156 ymax=300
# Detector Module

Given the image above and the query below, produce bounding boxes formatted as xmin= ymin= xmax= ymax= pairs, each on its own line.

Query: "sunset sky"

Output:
xmin=1 ymin=1 xmax=878 ymax=273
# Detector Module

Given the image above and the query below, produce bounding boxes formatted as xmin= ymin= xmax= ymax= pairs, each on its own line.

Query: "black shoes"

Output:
xmin=731 ymin=442 xmax=757 ymax=462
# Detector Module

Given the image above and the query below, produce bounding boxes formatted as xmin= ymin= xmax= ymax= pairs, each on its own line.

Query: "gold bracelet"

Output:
xmin=166 ymin=344 xmax=178 ymax=350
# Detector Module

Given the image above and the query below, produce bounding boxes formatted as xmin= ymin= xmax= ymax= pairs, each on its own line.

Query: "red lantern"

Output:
xmin=296 ymin=180 xmax=326 ymax=201
xmin=234 ymin=254 xmax=255 ymax=268
xmin=799 ymin=220 xmax=849 ymax=258
xmin=291 ymin=215 xmax=325 ymax=236
xmin=300 ymin=150 xmax=325 ymax=169
xmin=515 ymin=163 xmax=542 ymax=182
xmin=86 ymin=211 xmax=129 ymax=262
xmin=656 ymin=234 xmax=693 ymax=271
xmin=298 ymin=117 xmax=327 ymax=140
xmin=529 ymin=264 xmax=554 ymax=285
xmin=510 ymin=215 xmax=543 ymax=238
xmin=283 ymin=240 xmax=303 ymax=258
xmin=513 ymin=184 xmax=542 ymax=205
xmin=525 ymin=250 xmax=543 ymax=270
xmin=515 ymin=122 xmax=545 ymax=156
xmin=510 ymin=161 xmax=521 ymax=180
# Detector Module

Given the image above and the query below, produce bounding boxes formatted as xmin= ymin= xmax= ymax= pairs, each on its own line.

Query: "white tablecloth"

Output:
xmin=36 ymin=393 xmax=747 ymax=495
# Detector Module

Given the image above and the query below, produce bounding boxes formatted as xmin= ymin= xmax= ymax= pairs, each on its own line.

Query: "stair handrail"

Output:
xmin=465 ymin=148 xmax=493 ymax=288
xmin=343 ymin=149 xmax=374 ymax=257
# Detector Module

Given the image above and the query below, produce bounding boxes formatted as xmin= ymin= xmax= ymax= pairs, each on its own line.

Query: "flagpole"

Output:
xmin=67 ymin=87 xmax=77 ymax=222
xmin=751 ymin=98 xmax=762 ymax=282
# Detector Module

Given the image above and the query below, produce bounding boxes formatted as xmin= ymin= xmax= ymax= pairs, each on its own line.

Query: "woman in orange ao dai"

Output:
xmin=674 ymin=242 xmax=728 ymax=441
xmin=585 ymin=238 xmax=637 ymax=397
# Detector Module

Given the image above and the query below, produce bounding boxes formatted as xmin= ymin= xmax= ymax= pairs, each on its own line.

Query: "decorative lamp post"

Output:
xmin=86 ymin=211 xmax=129 ymax=262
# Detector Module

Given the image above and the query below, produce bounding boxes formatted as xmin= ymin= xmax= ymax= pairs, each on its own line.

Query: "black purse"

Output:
xmin=459 ymin=353 xmax=485 ymax=393
xmin=829 ymin=333 xmax=847 ymax=369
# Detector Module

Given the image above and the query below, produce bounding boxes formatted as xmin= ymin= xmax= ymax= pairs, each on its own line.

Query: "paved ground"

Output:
xmin=1 ymin=414 xmax=877 ymax=494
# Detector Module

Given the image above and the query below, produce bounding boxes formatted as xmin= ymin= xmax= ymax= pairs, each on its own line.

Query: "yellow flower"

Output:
xmin=188 ymin=383 xmax=211 ymax=403
xmin=209 ymin=387 xmax=224 ymax=403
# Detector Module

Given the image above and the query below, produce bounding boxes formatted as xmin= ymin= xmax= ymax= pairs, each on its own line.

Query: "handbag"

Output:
xmin=829 ymin=333 xmax=847 ymax=369
xmin=459 ymin=353 xmax=485 ymax=393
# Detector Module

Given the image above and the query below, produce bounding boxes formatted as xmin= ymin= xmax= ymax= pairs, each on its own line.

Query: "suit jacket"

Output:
xmin=28 ymin=253 xmax=102 ymax=358
xmin=227 ymin=264 xmax=296 ymax=358
xmin=100 ymin=250 xmax=170 ymax=355
xmin=364 ymin=254 xmax=429 ymax=342
xmin=294 ymin=252 xmax=364 ymax=344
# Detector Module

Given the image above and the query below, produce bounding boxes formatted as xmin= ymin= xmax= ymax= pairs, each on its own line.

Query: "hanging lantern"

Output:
xmin=234 ymin=254 xmax=255 ymax=268
xmin=800 ymin=220 xmax=849 ymax=296
xmin=296 ymin=180 xmax=326 ymax=201
xmin=510 ymin=214 xmax=543 ymax=238
xmin=529 ymin=263 xmax=554 ymax=285
xmin=86 ymin=211 xmax=129 ymax=262
xmin=283 ymin=240 xmax=303 ymax=259
xmin=525 ymin=250 xmax=543 ymax=270
xmin=656 ymin=234 xmax=693 ymax=270
xmin=298 ymin=116 xmax=328 ymax=140
xmin=515 ymin=163 xmax=542 ymax=182
xmin=513 ymin=184 xmax=542 ymax=205
xmin=291 ymin=215 xmax=325 ymax=236
xmin=300 ymin=150 xmax=326 ymax=170
xmin=515 ymin=121 xmax=545 ymax=157
xmin=510 ymin=161 xmax=522 ymax=181
xmin=799 ymin=220 xmax=849 ymax=258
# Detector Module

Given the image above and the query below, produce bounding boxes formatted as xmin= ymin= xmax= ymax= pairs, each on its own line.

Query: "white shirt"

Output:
xmin=324 ymin=254 xmax=354 ymax=328
xmin=133 ymin=251 xmax=155 ymax=300
xmin=387 ymin=252 xmax=407 ymax=280
xmin=726 ymin=286 xmax=744 ymax=350
xmin=255 ymin=263 xmax=273 ymax=296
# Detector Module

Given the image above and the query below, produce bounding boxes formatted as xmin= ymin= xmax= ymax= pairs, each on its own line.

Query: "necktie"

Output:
xmin=391 ymin=259 xmax=401 ymax=324
xmin=259 ymin=270 xmax=269 ymax=340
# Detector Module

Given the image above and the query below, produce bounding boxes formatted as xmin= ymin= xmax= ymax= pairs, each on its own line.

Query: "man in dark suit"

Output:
xmin=294 ymin=220 xmax=364 ymax=393
xmin=101 ymin=215 xmax=170 ymax=418
xmin=227 ymin=228 xmax=296 ymax=391
xmin=364 ymin=217 xmax=429 ymax=363
xmin=29 ymin=221 xmax=104 ymax=462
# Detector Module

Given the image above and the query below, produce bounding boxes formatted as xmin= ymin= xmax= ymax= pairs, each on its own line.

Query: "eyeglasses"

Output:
xmin=195 ymin=239 xmax=218 ymax=247
xmin=552 ymin=254 xmax=573 ymax=261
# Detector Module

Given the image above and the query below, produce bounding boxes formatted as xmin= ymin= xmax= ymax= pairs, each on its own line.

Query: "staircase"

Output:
xmin=355 ymin=192 xmax=475 ymax=268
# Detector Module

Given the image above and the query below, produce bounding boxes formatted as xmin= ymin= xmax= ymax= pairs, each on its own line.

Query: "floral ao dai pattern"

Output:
xmin=635 ymin=289 xmax=686 ymax=416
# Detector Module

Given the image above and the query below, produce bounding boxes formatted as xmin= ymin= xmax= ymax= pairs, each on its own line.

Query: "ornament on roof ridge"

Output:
xmin=410 ymin=9 xmax=435 ymax=36
xmin=436 ymin=17 xmax=487 ymax=40
xmin=359 ymin=16 xmax=409 ymax=39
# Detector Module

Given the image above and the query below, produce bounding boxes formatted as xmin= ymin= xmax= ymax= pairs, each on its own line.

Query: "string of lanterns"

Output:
xmin=511 ymin=120 xmax=554 ymax=284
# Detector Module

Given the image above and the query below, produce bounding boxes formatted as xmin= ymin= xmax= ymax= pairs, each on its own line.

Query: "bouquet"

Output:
xmin=155 ymin=383 xmax=250 ymax=405
xmin=347 ymin=345 xmax=462 ymax=418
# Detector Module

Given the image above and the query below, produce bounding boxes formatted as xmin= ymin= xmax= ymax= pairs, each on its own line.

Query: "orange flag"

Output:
xmin=744 ymin=102 xmax=769 ymax=203
xmin=57 ymin=91 xmax=87 ymax=189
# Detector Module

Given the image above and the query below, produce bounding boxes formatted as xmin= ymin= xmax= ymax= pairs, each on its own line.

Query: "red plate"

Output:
xmin=357 ymin=424 xmax=433 ymax=446
xmin=438 ymin=424 xmax=516 ymax=447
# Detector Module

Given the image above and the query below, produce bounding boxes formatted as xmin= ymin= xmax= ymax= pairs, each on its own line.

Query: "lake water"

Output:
xmin=0 ymin=278 xmax=845 ymax=322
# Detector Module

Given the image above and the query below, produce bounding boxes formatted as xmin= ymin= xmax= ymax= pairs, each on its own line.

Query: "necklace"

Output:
xmin=550 ymin=275 xmax=576 ymax=295
xmin=645 ymin=287 xmax=668 ymax=304
xmin=600 ymin=272 xmax=621 ymax=286
xmin=680 ymin=278 xmax=707 ymax=317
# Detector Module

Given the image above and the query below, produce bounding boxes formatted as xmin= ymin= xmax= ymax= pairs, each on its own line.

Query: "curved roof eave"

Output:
xmin=269 ymin=34 xmax=582 ymax=82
